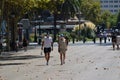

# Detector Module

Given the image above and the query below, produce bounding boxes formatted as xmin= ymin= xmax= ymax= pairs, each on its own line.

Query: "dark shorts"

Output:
xmin=44 ymin=47 xmax=51 ymax=53
xmin=112 ymin=39 xmax=117 ymax=43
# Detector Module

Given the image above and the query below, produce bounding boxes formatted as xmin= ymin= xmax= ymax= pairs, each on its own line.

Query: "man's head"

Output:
xmin=46 ymin=33 xmax=50 ymax=38
xmin=60 ymin=34 xmax=64 ymax=37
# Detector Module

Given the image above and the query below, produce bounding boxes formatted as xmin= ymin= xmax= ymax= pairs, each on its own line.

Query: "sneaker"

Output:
xmin=46 ymin=62 xmax=48 ymax=65
xmin=61 ymin=63 xmax=63 ymax=65
xmin=63 ymin=61 xmax=65 ymax=64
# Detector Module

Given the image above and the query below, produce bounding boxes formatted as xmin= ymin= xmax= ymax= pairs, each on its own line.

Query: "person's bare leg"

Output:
xmin=112 ymin=42 xmax=115 ymax=50
xmin=47 ymin=53 xmax=50 ymax=64
xmin=117 ymin=44 xmax=119 ymax=50
xmin=63 ymin=52 xmax=66 ymax=64
xmin=45 ymin=53 xmax=49 ymax=65
xmin=60 ymin=53 xmax=63 ymax=65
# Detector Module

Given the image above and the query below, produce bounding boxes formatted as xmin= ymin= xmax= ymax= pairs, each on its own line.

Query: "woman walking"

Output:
xmin=58 ymin=34 xmax=68 ymax=65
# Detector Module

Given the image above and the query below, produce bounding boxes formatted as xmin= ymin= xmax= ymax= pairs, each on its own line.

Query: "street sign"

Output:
xmin=20 ymin=19 xmax=30 ymax=29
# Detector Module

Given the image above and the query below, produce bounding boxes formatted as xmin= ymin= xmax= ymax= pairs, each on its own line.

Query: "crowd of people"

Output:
xmin=98 ymin=31 xmax=120 ymax=50
xmin=0 ymin=31 xmax=120 ymax=65
xmin=40 ymin=32 xmax=120 ymax=65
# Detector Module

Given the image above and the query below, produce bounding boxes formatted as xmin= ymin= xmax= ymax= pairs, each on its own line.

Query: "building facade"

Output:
xmin=100 ymin=0 xmax=120 ymax=14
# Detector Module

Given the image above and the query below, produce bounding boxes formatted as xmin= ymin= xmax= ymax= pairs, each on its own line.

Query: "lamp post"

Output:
xmin=34 ymin=20 xmax=37 ymax=42
xmin=53 ymin=0 xmax=57 ymax=42
xmin=17 ymin=23 xmax=23 ymax=42
xmin=38 ymin=15 xmax=41 ymax=45
xmin=53 ymin=12 xmax=57 ymax=42
xmin=76 ymin=12 xmax=82 ymax=41
xmin=11 ymin=12 xmax=15 ymax=51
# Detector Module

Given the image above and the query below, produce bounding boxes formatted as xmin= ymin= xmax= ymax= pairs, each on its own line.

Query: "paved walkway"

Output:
xmin=0 ymin=41 xmax=120 ymax=80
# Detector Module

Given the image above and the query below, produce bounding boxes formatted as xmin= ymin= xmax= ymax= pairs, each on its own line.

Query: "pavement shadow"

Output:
xmin=96 ymin=43 xmax=112 ymax=46
xmin=0 ymin=55 xmax=44 ymax=61
xmin=107 ymin=48 xmax=120 ymax=51
xmin=69 ymin=42 xmax=112 ymax=47
xmin=0 ymin=62 xmax=26 ymax=66
xmin=36 ymin=64 xmax=46 ymax=66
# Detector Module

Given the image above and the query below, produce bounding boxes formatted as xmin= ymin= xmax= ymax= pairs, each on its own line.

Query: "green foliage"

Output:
xmin=60 ymin=0 xmax=82 ymax=20
xmin=81 ymin=28 xmax=95 ymax=39
xmin=80 ymin=0 xmax=101 ymax=24
xmin=101 ymin=11 xmax=117 ymax=29
xmin=29 ymin=33 xmax=35 ymax=42
xmin=58 ymin=31 xmax=71 ymax=40
xmin=74 ymin=22 xmax=96 ymax=39
xmin=116 ymin=11 xmax=120 ymax=24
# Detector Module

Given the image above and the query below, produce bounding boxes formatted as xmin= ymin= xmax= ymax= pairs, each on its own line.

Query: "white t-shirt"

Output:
xmin=43 ymin=36 xmax=53 ymax=48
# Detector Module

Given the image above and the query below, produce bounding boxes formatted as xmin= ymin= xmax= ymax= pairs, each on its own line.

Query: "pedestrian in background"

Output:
xmin=0 ymin=42 xmax=2 ymax=54
xmin=15 ymin=39 xmax=19 ymax=52
xmin=99 ymin=32 xmax=103 ymax=44
xmin=41 ymin=34 xmax=53 ymax=65
xmin=103 ymin=31 xmax=107 ymax=43
xmin=23 ymin=38 xmax=28 ymax=51
xmin=111 ymin=32 xmax=119 ymax=50
xmin=58 ymin=34 xmax=68 ymax=65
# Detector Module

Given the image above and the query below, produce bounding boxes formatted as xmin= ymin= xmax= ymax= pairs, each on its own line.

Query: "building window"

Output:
xmin=100 ymin=1 xmax=103 ymax=3
xmin=110 ymin=10 xmax=113 ymax=12
xmin=104 ymin=1 xmax=108 ymax=3
xmin=109 ymin=0 xmax=113 ymax=3
xmin=114 ymin=10 xmax=118 ymax=12
xmin=109 ymin=5 xmax=113 ymax=8
xmin=114 ymin=5 xmax=118 ymax=8
xmin=114 ymin=0 xmax=118 ymax=3
xmin=104 ymin=5 xmax=108 ymax=8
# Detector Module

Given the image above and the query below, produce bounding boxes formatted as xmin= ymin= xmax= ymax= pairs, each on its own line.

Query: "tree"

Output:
xmin=108 ymin=14 xmax=117 ymax=29
xmin=101 ymin=10 xmax=112 ymax=29
xmin=61 ymin=0 xmax=81 ymax=21
xmin=116 ymin=11 xmax=120 ymax=24
xmin=73 ymin=21 xmax=96 ymax=39
xmin=2 ymin=0 xmax=37 ymax=51
xmin=42 ymin=0 xmax=63 ymax=42
xmin=80 ymin=0 xmax=101 ymax=24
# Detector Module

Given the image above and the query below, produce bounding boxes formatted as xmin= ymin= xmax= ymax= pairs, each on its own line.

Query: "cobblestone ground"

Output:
xmin=0 ymin=41 xmax=120 ymax=80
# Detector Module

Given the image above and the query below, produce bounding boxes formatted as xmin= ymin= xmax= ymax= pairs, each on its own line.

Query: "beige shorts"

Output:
xmin=58 ymin=48 xmax=67 ymax=53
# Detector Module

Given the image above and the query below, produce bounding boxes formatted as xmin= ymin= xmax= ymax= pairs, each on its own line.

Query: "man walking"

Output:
xmin=41 ymin=34 xmax=53 ymax=65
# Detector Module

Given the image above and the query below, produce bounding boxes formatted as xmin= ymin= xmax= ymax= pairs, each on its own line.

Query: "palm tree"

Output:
xmin=61 ymin=0 xmax=81 ymax=21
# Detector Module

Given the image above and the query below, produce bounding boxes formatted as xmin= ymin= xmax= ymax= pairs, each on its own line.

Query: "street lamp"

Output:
xmin=53 ymin=12 xmax=57 ymax=42
xmin=76 ymin=12 xmax=82 ymax=41
xmin=38 ymin=15 xmax=41 ymax=45
xmin=10 ymin=12 xmax=15 ymax=51
xmin=34 ymin=20 xmax=37 ymax=42
xmin=17 ymin=23 xmax=23 ymax=42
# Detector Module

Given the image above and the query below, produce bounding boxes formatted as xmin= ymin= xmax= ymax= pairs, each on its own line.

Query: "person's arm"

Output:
xmin=41 ymin=40 xmax=44 ymax=50
xmin=50 ymin=37 xmax=53 ymax=51
xmin=51 ymin=42 xmax=53 ymax=51
xmin=58 ymin=38 xmax=60 ymax=48
xmin=65 ymin=39 xmax=68 ymax=50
